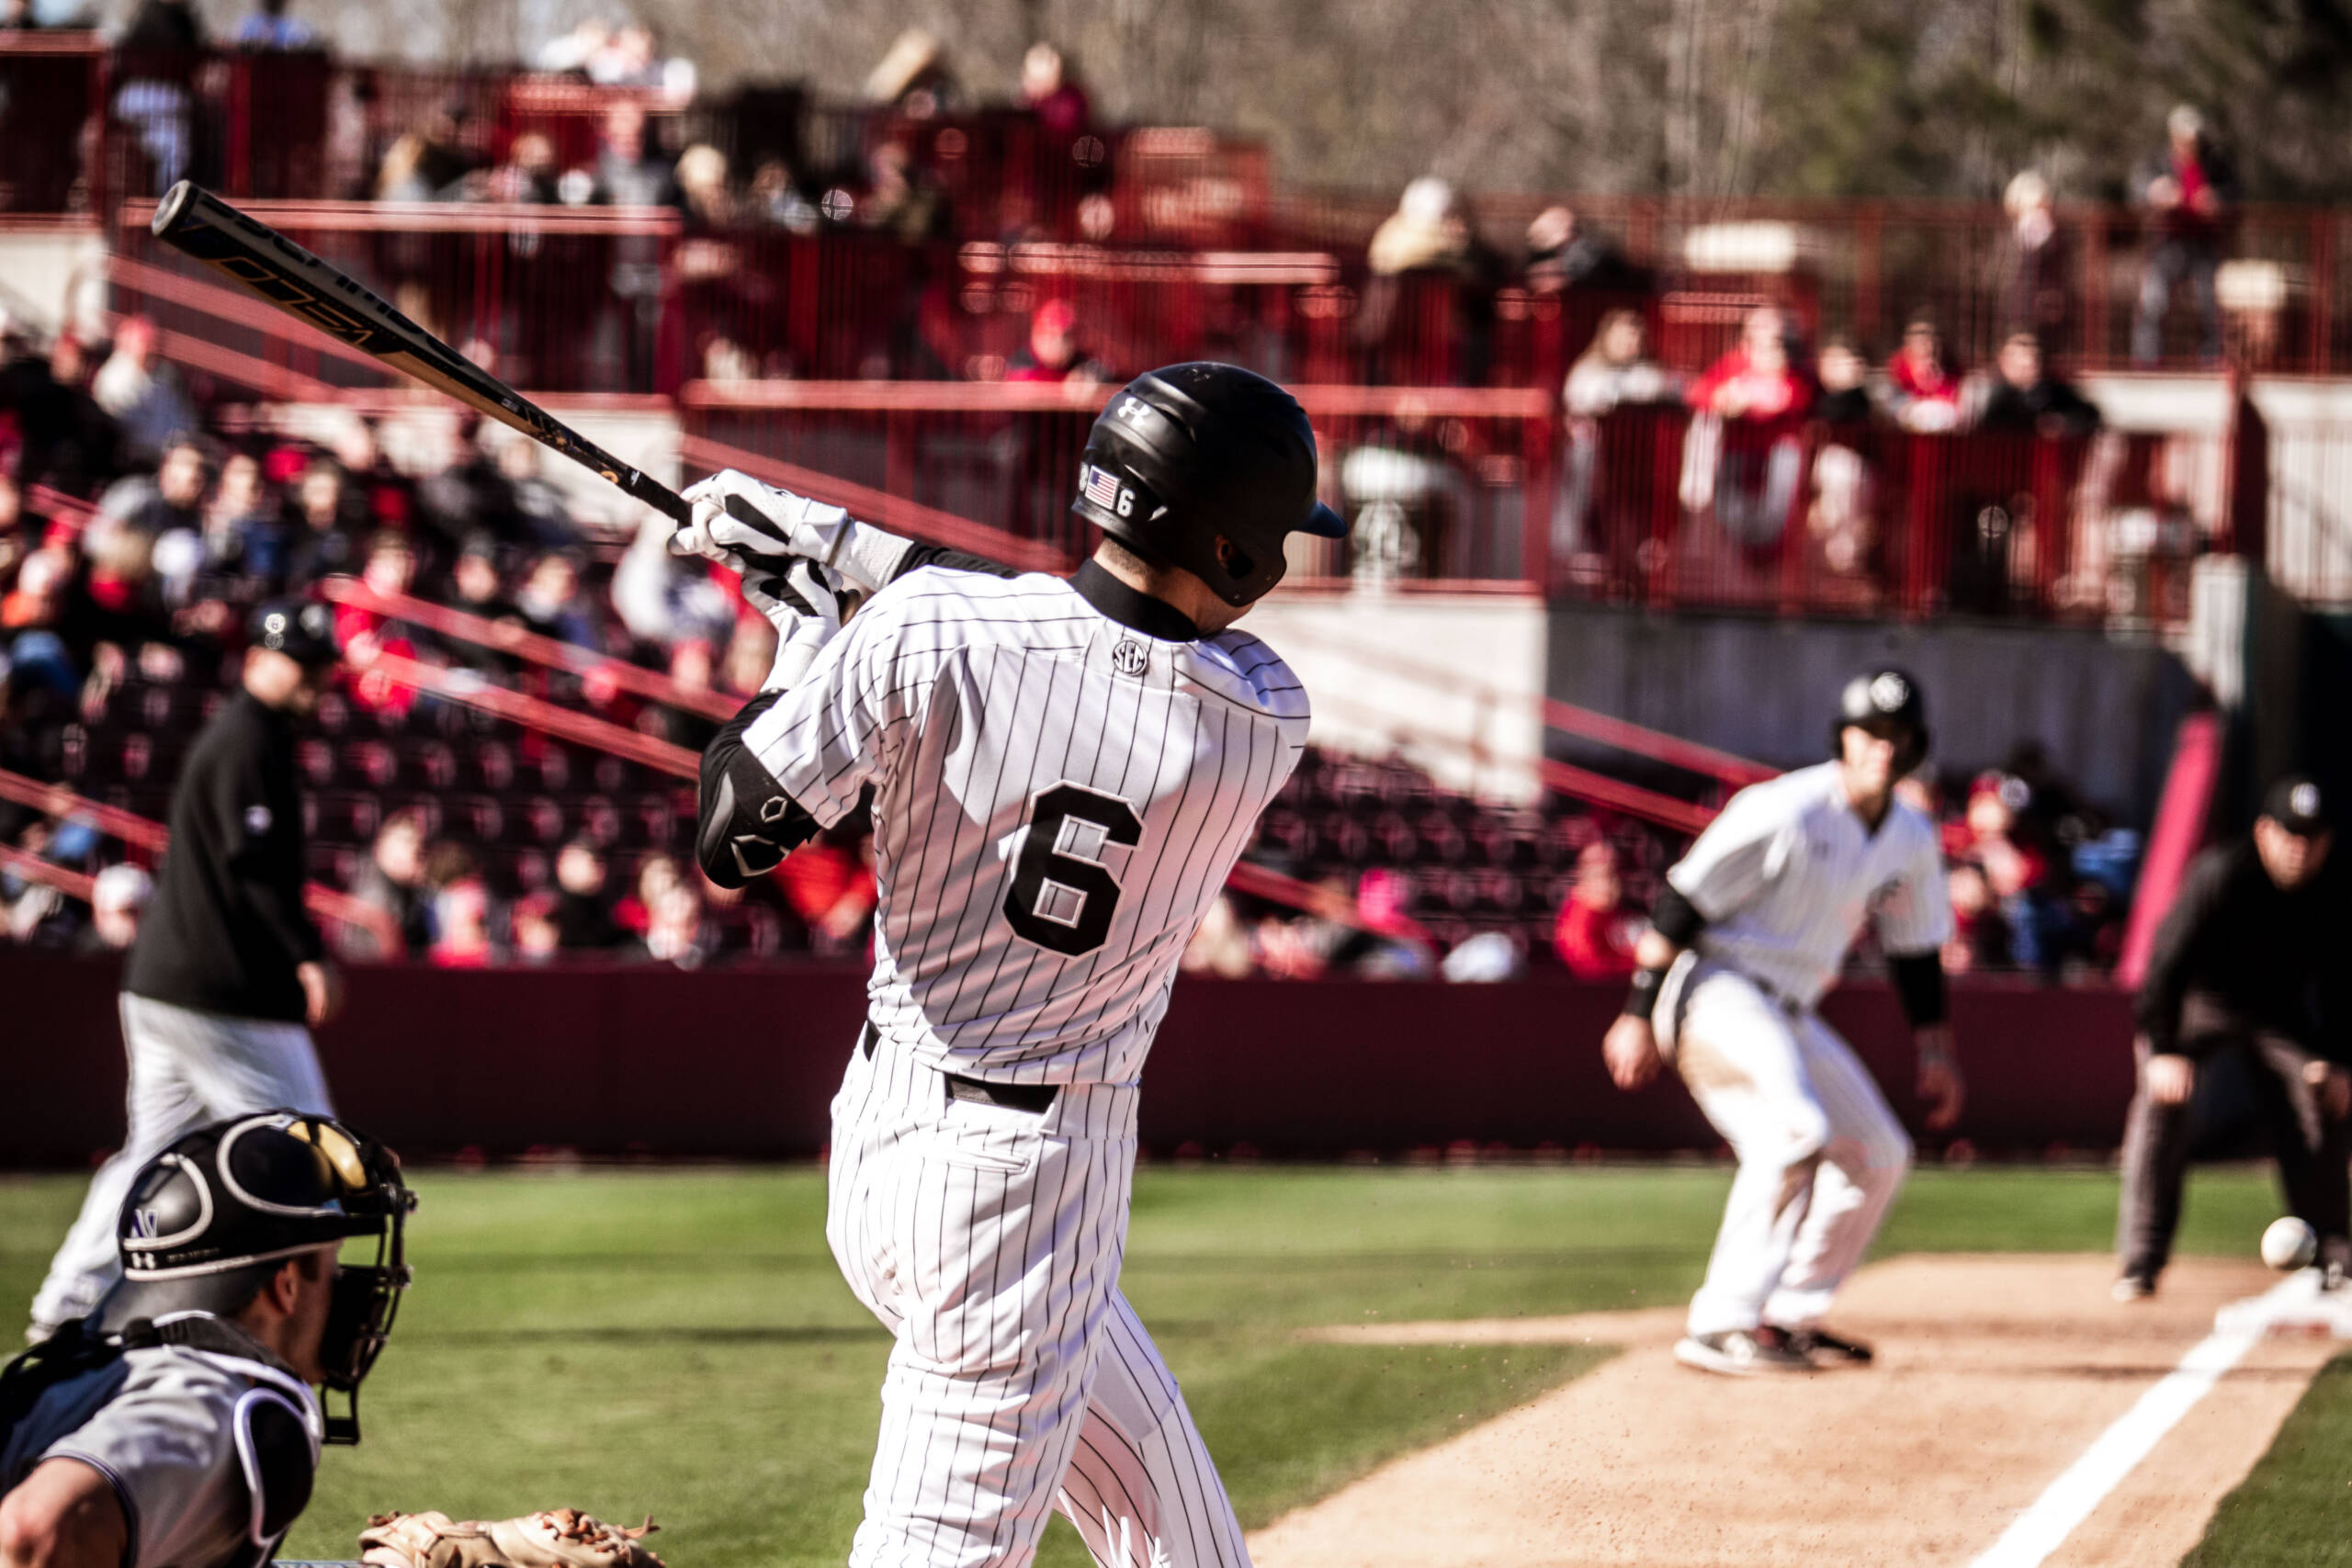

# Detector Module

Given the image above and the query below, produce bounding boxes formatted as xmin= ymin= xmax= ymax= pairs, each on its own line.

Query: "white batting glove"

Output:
xmin=672 ymin=470 xmax=914 ymax=594
xmin=745 ymin=558 xmax=847 ymax=691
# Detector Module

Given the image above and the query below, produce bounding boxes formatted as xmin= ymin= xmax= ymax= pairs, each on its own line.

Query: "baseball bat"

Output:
xmin=149 ymin=181 xmax=693 ymax=527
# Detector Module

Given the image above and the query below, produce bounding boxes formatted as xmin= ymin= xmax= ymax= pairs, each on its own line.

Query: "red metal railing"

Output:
xmin=0 ymin=767 xmax=399 ymax=950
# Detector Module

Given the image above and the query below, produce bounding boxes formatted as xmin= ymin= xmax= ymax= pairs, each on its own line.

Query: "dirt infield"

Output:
xmin=1250 ymin=1255 xmax=2336 ymax=1568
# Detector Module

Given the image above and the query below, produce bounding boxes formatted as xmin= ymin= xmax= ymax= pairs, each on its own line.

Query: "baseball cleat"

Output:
xmin=2110 ymin=1272 xmax=2157 ymax=1303
xmin=1776 ymin=1325 xmax=1875 ymax=1365
xmin=1673 ymin=1326 xmax=1816 ymax=1376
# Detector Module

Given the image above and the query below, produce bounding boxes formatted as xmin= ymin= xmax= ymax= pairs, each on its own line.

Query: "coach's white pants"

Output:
xmin=827 ymin=1034 xmax=1250 ymax=1568
xmin=30 ymin=994 xmax=333 ymax=1332
xmin=1672 ymin=966 xmax=1910 ymax=1337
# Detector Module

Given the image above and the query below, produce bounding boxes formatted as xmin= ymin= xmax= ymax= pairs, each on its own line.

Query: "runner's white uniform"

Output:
xmin=1658 ymin=761 xmax=1951 ymax=1338
xmin=744 ymin=560 xmax=1306 ymax=1568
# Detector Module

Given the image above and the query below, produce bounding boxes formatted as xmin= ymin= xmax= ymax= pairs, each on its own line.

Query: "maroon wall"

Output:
xmin=6 ymin=953 xmax=2138 ymax=1166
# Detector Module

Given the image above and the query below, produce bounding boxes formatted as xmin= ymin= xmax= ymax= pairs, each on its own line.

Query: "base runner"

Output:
xmin=1601 ymin=671 xmax=1966 ymax=1374
xmin=678 ymin=364 xmax=1346 ymax=1566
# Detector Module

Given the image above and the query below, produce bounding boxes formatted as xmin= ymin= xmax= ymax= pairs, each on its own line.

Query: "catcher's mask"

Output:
xmin=106 ymin=1111 xmax=415 ymax=1444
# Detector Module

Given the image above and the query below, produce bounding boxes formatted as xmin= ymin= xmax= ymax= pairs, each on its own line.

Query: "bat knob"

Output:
xmin=153 ymin=180 xmax=199 ymax=239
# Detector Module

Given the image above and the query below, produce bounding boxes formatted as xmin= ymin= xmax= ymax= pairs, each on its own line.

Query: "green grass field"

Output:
xmin=0 ymin=1164 xmax=2298 ymax=1566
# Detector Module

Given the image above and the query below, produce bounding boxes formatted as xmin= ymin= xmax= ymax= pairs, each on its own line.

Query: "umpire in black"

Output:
xmin=28 ymin=602 xmax=348 ymax=1342
xmin=2116 ymin=774 xmax=2352 ymax=1299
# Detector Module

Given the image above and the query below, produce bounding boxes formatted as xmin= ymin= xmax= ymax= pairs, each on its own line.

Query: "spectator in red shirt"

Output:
xmin=1886 ymin=315 xmax=1964 ymax=432
xmin=1688 ymin=307 xmax=1811 ymax=424
xmin=1553 ymin=840 xmax=1642 ymax=979
xmin=1003 ymin=299 xmax=1107 ymax=386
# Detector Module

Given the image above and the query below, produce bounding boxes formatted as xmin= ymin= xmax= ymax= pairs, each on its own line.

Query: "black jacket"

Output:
xmin=124 ymin=691 xmax=322 ymax=1021
xmin=2136 ymin=840 xmax=2351 ymax=1060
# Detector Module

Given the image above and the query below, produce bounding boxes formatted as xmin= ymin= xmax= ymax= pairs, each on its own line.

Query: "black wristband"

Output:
xmin=1622 ymin=965 xmax=1668 ymax=1022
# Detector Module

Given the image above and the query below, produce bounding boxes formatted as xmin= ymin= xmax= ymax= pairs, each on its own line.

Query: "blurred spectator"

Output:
xmin=458 ymin=131 xmax=560 ymax=206
xmin=2132 ymin=106 xmax=2238 ymax=367
xmin=283 ymin=457 xmax=367 ymax=590
xmin=1261 ymin=870 xmax=1434 ymax=980
xmin=75 ymin=863 xmax=153 ymax=953
xmin=2003 ymin=171 xmax=2073 ymax=355
xmin=1812 ymin=338 xmax=1875 ymax=423
xmin=1975 ymin=331 xmax=2101 ymax=436
xmin=641 ymin=878 xmax=715 ymax=967
xmin=1886 ymin=315 xmax=1963 ymax=432
xmin=864 ymin=28 xmax=961 ymax=118
xmin=553 ymin=839 xmax=625 ymax=951
xmin=860 ymin=139 xmax=948 ymax=244
xmin=347 ymin=809 xmax=431 ymax=959
xmin=6 ymin=328 xmax=122 ymax=493
xmin=1943 ymin=861 xmax=2009 ymax=973
xmin=1442 ymin=930 xmax=1524 ymax=983
xmin=1552 ymin=840 xmax=1641 ymax=979
xmin=203 ymin=449 xmax=274 ymax=576
xmin=1684 ymin=307 xmax=1812 ymax=546
xmin=1687 ymin=306 xmax=1810 ymax=423
xmin=592 ymin=100 xmax=678 ymax=388
xmin=101 ymin=432 xmax=209 ymax=541
xmin=675 ymin=144 xmax=734 ymax=230
xmin=113 ymin=0 xmax=203 ymax=193
xmin=90 ymin=318 xmax=198 ymax=465
xmin=429 ymin=874 xmax=498 ymax=966
xmin=536 ymin=17 xmax=609 ymax=73
xmin=1564 ymin=310 xmax=1674 ymax=417
xmin=0 ymin=471 xmax=28 ymax=592
xmin=777 ymin=822 xmax=876 ymax=958
xmin=588 ymin=21 xmax=694 ymax=98
xmin=376 ymin=99 xmax=481 ymax=201
xmin=1522 ymin=205 xmax=1640 ymax=294
xmin=749 ymin=157 xmax=821 ymax=233
xmin=514 ymin=550 xmax=597 ymax=648
xmin=1964 ymin=771 xmax=2070 ymax=974
xmin=1362 ymin=175 xmax=1503 ymax=386
xmin=511 ymin=891 xmax=562 ymax=964
xmin=616 ymin=851 xmax=679 ymax=938
xmin=1021 ymin=42 xmax=1091 ymax=137
xmin=1003 ymin=299 xmax=1107 ymax=384
xmin=1181 ymin=892 xmax=1257 ymax=977
xmin=231 ymin=0 xmax=313 ymax=50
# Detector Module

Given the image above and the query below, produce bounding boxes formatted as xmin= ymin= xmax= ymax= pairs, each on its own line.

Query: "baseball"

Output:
xmin=2261 ymin=1215 xmax=2319 ymax=1271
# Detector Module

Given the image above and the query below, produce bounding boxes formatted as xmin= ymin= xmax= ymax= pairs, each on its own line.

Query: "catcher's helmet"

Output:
xmin=1069 ymin=363 xmax=1346 ymax=607
xmin=1830 ymin=668 xmax=1930 ymax=776
xmin=106 ymin=1111 xmax=414 ymax=1444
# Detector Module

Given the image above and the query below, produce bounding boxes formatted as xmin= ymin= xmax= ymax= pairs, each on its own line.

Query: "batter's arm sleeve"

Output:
xmin=2135 ymin=849 xmax=2228 ymax=1056
xmin=212 ymin=741 xmax=322 ymax=965
xmin=1888 ymin=952 xmax=1949 ymax=1029
xmin=737 ymin=583 xmax=933 ymax=830
xmin=1664 ymin=784 xmax=1786 ymax=921
xmin=889 ymin=543 xmax=1020 ymax=582
xmin=696 ymin=691 xmax=820 ymax=889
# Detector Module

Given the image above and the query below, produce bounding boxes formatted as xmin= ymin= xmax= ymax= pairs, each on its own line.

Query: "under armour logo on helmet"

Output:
xmin=2292 ymin=783 xmax=2322 ymax=818
xmin=1869 ymin=672 xmax=1910 ymax=712
xmin=1116 ymin=398 xmax=1150 ymax=425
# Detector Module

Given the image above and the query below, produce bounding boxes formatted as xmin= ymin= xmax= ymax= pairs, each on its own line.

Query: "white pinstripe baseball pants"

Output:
xmin=826 ymin=1033 xmax=1251 ymax=1568
xmin=1671 ymin=966 xmax=1911 ymax=1337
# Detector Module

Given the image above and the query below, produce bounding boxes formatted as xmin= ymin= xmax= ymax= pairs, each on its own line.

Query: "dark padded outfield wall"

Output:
xmin=6 ymin=953 xmax=2135 ymax=1165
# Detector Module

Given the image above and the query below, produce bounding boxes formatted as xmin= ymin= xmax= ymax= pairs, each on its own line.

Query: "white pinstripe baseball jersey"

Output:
xmin=1667 ymin=761 xmax=1951 ymax=1010
xmin=744 ymin=563 xmax=1310 ymax=1085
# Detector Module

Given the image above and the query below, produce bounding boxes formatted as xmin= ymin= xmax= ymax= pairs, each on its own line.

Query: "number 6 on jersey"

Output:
xmin=1004 ymin=784 xmax=1144 ymax=955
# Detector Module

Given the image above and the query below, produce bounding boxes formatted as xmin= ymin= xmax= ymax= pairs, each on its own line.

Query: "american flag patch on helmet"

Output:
xmin=1081 ymin=464 xmax=1123 ymax=510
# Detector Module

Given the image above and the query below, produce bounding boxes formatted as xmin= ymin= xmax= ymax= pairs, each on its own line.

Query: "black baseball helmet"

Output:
xmin=249 ymin=599 xmax=341 ymax=668
xmin=1069 ymin=363 xmax=1346 ymax=607
xmin=1831 ymin=668 xmax=1930 ymax=776
xmin=104 ymin=1111 xmax=414 ymax=1444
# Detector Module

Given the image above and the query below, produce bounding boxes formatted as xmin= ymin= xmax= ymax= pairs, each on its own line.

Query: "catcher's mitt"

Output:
xmin=360 ymin=1509 xmax=665 ymax=1568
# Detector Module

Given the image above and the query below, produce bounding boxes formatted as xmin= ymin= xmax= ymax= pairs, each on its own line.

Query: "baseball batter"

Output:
xmin=678 ymin=364 xmax=1347 ymax=1568
xmin=1602 ymin=671 xmax=1966 ymax=1374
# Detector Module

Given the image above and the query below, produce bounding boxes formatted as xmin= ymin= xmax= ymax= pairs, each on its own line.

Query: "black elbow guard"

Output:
xmin=697 ymin=694 xmax=820 ymax=886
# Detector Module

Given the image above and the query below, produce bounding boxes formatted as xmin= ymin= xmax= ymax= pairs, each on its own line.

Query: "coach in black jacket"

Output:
xmin=2115 ymin=774 xmax=2350 ymax=1299
xmin=27 ymin=602 xmax=347 ymax=1342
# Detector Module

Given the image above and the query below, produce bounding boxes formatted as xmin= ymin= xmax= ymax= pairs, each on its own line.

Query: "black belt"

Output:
xmin=944 ymin=1074 xmax=1058 ymax=1114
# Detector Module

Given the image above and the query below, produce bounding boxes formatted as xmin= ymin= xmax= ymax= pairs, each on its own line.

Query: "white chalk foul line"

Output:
xmin=1966 ymin=1275 xmax=2313 ymax=1568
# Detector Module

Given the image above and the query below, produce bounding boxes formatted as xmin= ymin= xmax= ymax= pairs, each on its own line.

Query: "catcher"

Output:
xmin=0 ymin=1112 xmax=413 ymax=1568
